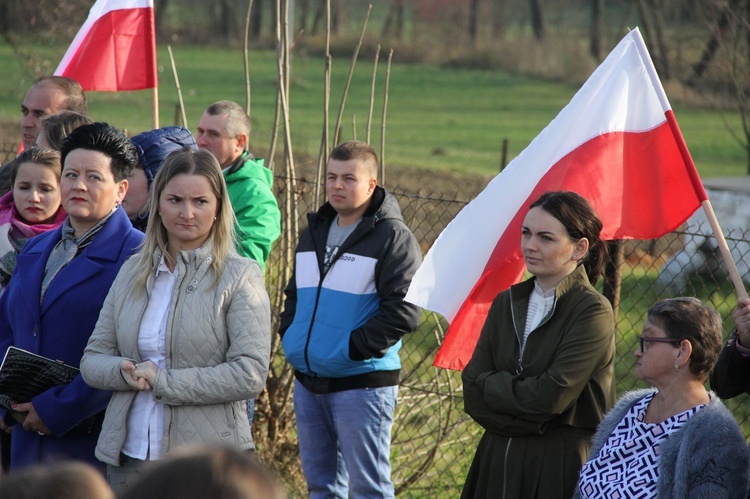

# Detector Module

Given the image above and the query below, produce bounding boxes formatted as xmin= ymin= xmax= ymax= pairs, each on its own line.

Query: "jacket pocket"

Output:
xmin=281 ymin=322 xmax=308 ymax=371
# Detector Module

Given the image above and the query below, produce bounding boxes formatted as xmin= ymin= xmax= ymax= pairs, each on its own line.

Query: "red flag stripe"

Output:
xmin=55 ymin=0 xmax=156 ymax=92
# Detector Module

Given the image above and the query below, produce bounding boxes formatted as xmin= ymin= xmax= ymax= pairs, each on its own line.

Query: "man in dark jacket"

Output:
xmin=279 ymin=140 xmax=422 ymax=498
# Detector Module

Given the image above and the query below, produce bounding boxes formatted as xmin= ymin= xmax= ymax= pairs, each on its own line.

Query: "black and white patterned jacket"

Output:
xmin=574 ymin=388 xmax=750 ymax=499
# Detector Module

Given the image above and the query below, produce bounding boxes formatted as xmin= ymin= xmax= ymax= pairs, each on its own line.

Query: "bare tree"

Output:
xmin=529 ymin=0 xmax=545 ymax=41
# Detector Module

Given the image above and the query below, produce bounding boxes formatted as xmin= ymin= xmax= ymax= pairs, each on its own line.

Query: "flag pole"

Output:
xmin=167 ymin=45 xmax=187 ymax=128
xmin=632 ymin=28 xmax=748 ymax=299
xmin=150 ymin=1 xmax=158 ymax=129
xmin=700 ymin=200 xmax=749 ymax=299
xmin=151 ymin=87 xmax=159 ymax=129
xmin=664 ymin=110 xmax=748 ymax=299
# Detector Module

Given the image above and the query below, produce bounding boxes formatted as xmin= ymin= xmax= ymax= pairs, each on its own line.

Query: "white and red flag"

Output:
xmin=54 ymin=0 xmax=156 ymax=91
xmin=405 ymin=28 xmax=707 ymax=371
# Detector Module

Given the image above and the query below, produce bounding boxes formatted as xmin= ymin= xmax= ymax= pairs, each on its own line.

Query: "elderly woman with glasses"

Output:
xmin=574 ymin=297 xmax=750 ymax=498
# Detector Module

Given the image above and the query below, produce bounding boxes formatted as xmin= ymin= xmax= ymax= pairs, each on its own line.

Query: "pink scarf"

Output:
xmin=0 ymin=191 xmax=67 ymax=238
xmin=0 ymin=191 xmax=66 ymax=292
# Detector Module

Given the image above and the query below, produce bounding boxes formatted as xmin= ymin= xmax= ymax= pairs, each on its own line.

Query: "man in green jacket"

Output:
xmin=196 ymin=100 xmax=280 ymax=270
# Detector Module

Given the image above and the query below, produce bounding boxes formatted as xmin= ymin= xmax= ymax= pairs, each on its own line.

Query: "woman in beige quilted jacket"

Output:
xmin=80 ymin=149 xmax=271 ymax=495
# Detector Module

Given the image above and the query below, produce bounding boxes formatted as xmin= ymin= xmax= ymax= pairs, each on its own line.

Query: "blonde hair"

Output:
xmin=134 ymin=148 xmax=236 ymax=290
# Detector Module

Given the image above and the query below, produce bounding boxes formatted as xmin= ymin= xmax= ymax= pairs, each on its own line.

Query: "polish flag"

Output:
xmin=54 ymin=0 xmax=156 ymax=91
xmin=405 ymin=28 xmax=707 ymax=371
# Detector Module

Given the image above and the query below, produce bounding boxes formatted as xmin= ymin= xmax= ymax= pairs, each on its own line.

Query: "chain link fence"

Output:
xmin=258 ymin=174 xmax=750 ymax=497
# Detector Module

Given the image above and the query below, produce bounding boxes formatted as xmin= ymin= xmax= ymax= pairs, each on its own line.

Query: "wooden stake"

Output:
xmin=367 ymin=45 xmax=381 ymax=144
xmin=702 ymin=199 xmax=749 ymax=299
xmin=243 ymin=0 xmax=254 ymax=116
xmin=332 ymin=4 xmax=372 ymax=146
xmin=380 ymin=49 xmax=393 ymax=185
xmin=167 ymin=45 xmax=186 ymax=128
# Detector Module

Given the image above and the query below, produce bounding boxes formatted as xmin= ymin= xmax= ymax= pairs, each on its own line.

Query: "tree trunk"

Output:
xmin=311 ymin=0 xmax=325 ymax=35
xmin=394 ymin=0 xmax=404 ymax=40
xmin=218 ymin=0 xmax=232 ymax=42
xmin=529 ymin=0 xmax=545 ymax=41
xmin=0 ymin=0 xmax=10 ymax=35
xmin=590 ymin=0 xmax=603 ymax=60
xmin=251 ymin=0 xmax=263 ymax=40
xmin=469 ymin=0 xmax=481 ymax=43
xmin=382 ymin=0 xmax=405 ymax=40
xmin=492 ymin=0 xmax=506 ymax=38
xmin=331 ymin=0 xmax=342 ymax=35
xmin=154 ymin=0 xmax=170 ymax=38
xmin=299 ymin=0 xmax=309 ymax=33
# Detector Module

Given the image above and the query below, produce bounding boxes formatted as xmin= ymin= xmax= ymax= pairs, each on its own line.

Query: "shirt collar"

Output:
xmin=533 ymin=280 xmax=557 ymax=299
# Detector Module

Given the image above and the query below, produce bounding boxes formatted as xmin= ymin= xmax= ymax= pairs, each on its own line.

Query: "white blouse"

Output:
xmin=520 ymin=281 xmax=555 ymax=355
xmin=121 ymin=258 xmax=178 ymax=461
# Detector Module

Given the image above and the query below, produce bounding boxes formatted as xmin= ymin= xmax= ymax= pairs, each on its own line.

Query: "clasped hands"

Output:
xmin=120 ymin=359 xmax=157 ymax=391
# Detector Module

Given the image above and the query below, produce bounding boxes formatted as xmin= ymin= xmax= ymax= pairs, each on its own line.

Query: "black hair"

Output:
xmin=60 ymin=122 xmax=137 ymax=181
xmin=529 ymin=191 xmax=608 ymax=284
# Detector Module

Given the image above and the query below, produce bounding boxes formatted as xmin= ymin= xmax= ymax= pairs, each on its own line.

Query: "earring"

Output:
xmin=674 ymin=362 xmax=680 ymax=370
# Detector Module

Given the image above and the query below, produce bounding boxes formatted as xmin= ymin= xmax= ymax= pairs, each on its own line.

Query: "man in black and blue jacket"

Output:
xmin=280 ymin=140 xmax=422 ymax=498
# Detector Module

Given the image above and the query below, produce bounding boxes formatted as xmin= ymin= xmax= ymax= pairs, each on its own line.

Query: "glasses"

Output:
xmin=639 ymin=336 xmax=682 ymax=352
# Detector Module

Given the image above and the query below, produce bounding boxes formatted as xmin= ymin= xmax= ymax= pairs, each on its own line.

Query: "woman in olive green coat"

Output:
xmin=461 ymin=191 xmax=616 ymax=499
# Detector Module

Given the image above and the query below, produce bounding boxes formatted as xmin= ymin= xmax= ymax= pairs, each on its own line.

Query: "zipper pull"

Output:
xmin=515 ymin=359 xmax=523 ymax=375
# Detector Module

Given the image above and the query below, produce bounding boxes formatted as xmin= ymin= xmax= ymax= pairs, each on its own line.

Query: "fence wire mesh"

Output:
xmin=259 ymin=175 xmax=750 ymax=497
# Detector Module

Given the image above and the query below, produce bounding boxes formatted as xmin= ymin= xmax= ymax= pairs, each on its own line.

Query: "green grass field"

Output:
xmin=0 ymin=42 xmax=747 ymax=179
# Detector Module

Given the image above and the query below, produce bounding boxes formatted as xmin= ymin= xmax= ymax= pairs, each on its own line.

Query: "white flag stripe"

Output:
xmin=55 ymin=0 xmax=154 ymax=77
xmin=405 ymin=28 xmax=669 ymax=320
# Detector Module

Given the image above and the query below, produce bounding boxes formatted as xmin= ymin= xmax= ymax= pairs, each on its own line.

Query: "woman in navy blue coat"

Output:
xmin=0 ymin=123 xmax=144 ymax=472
